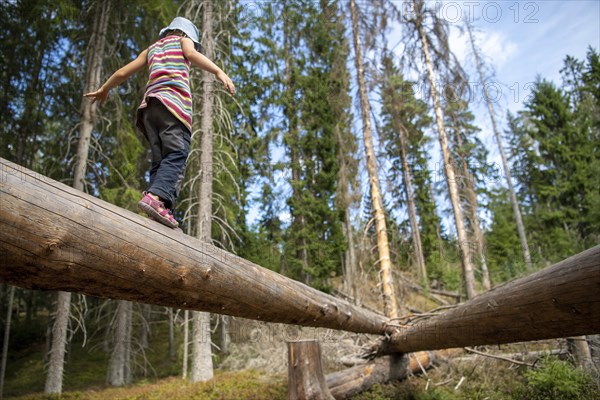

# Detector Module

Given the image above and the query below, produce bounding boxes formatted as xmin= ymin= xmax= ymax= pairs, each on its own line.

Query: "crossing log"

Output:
xmin=0 ymin=158 xmax=387 ymax=334
xmin=375 ymin=245 xmax=600 ymax=354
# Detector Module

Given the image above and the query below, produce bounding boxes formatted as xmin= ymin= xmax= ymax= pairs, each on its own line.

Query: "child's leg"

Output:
xmin=140 ymin=98 xmax=191 ymax=209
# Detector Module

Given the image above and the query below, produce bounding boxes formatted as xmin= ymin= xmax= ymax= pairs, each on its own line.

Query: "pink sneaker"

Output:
xmin=137 ymin=192 xmax=179 ymax=229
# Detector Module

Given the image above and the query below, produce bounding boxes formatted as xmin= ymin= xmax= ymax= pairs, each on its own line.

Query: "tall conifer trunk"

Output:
xmin=412 ymin=0 xmax=476 ymax=298
xmin=335 ymin=124 xmax=358 ymax=303
xmin=107 ymin=301 xmax=132 ymax=386
xmin=73 ymin=0 xmax=111 ymax=190
xmin=465 ymin=21 xmax=532 ymax=270
xmin=182 ymin=309 xmax=189 ymax=379
xmin=350 ymin=0 xmax=400 ymax=318
xmin=398 ymin=127 xmax=427 ymax=286
xmin=45 ymin=0 xmax=112 ymax=394
xmin=191 ymin=0 xmax=215 ymax=383
xmin=283 ymin=5 xmax=310 ymax=284
xmin=448 ymin=110 xmax=491 ymax=290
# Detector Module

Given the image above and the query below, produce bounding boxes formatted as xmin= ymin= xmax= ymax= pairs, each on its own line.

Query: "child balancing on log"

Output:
xmin=84 ymin=17 xmax=235 ymax=229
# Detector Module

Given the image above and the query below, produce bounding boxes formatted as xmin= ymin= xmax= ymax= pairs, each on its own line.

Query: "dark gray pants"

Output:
xmin=140 ymin=97 xmax=191 ymax=209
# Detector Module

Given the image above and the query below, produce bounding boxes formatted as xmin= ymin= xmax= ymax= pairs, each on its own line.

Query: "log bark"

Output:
xmin=0 ymin=158 xmax=388 ymax=335
xmin=288 ymin=341 xmax=334 ymax=400
xmin=377 ymin=245 xmax=600 ymax=354
xmin=325 ymin=351 xmax=434 ymax=400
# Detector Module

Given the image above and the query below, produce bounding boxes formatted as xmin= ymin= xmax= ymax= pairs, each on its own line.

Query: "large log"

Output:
xmin=1 ymin=158 xmax=599 ymax=351
xmin=377 ymin=245 xmax=600 ymax=354
xmin=325 ymin=351 xmax=434 ymax=399
xmin=0 ymin=158 xmax=387 ymax=334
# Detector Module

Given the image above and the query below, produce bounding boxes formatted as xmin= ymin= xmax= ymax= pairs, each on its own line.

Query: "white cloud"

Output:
xmin=478 ymin=31 xmax=518 ymax=68
xmin=449 ymin=26 xmax=518 ymax=70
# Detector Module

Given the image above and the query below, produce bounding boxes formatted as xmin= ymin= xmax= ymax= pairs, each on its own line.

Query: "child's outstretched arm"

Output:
xmin=84 ymin=49 xmax=149 ymax=105
xmin=181 ymin=38 xmax=236 ymax=96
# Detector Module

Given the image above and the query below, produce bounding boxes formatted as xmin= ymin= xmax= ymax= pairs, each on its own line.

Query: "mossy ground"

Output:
xmin=4 ymin=313 xmax=598 ymax=399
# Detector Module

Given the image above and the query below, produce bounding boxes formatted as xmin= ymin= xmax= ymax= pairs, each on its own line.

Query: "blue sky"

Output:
xmin=452 ymin=1 xmax=599 ymax=110
xmin=443 ymin=0 xmax=599 ymax=149
xmin=452 ymin=0 xmax=599 ymax=205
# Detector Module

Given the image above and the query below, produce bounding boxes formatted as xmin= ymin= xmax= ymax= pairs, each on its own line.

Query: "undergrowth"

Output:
xmin=5 ymin=312 xmax=598 ymax=399
xmin=353 ymin=355 xmax=599 ymax=400
xmin=9 ymin=370 xmax=287 ymax=400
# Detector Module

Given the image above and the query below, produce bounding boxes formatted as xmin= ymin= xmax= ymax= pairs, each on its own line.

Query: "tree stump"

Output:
xmin=288 ymin=340 xmax=334 ymax=400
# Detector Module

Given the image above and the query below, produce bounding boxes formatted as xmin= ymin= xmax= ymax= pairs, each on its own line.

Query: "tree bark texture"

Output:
xmin=220 ymin=315 xmax=230 ymax=354
xmin=0 ymin=158 xmax=388 ymax=334
xmin=568 ymin=336 xmax=595 ymax=373
xmin=413 ymin=4 xmax=477 ymax=299
xmin=139 ymin=304 xmax=150 ymax=349
xmin=287 ymin=341 xmax=334 ymax=400
xmin=450 ymin=114 xmax=490 ymax=290
xmin=335 ymin=124 xmax=358 ymax=303
xmin=350 ymin=0 xmax=400 ymax=318
xmin=376 ymin=245 xmax=600 ymax=354
xmin=182 ymin=309 xmax=189 ymax=379
xmin=283 ymin=5 xmax=310 ymax=283
xmin=168 ymin=307 xmax=175 ymax=358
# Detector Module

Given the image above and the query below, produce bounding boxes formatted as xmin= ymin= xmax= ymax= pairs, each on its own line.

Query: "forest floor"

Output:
xmin=6 ymin=341 xmax=600 ymax=400
xmin=5 ymin=311 xmax=599 ymax=399
xmin=4 ymin=278 xmax=599 ymax=399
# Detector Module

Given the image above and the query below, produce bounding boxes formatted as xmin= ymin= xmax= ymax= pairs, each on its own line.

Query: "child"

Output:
xmin=85 ymin=17 xmax=235 ymax=229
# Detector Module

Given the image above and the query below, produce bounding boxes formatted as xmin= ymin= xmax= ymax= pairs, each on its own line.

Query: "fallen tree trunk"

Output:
xmin=325 ymin=351 xmax=435 ymax=399
xmin=1 ymin=158 xmax=599 ymax=351
xmin=376 ymin=245 xmax=600 ymax=354
xmin=0 ymin=158 xmax=387 ymax=334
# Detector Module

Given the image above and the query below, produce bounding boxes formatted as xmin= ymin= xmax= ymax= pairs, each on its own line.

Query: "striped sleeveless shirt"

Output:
xmin=137 ymin=35 xmax=192 ymax=133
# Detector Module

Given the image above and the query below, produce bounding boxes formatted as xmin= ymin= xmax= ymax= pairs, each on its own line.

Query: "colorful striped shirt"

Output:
xmin=138 ymin=35 xmax=192 ymax=133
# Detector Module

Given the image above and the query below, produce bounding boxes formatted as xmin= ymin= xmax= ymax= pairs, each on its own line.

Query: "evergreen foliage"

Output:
xmin=504 ymin=49 xmax=600 ymax=265
xmin=0 ymin=0 xmax=599 ymax=396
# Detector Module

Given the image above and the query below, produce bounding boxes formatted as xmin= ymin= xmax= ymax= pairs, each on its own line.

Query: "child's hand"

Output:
xmin=216 ymin=71 xmax=235 ymax=96
xmin=84 ymin=87 xmax=109 ymax=105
